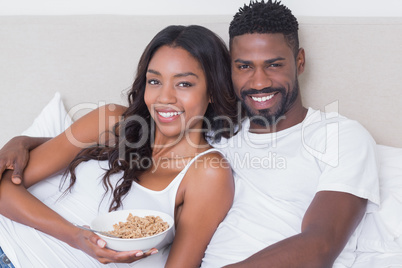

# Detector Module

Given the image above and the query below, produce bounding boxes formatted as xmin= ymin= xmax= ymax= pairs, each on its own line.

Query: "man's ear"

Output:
xmin=296 ymin=48 xmax=305 ymax=75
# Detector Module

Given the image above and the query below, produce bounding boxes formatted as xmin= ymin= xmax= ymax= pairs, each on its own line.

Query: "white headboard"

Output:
xmin=0 ymin=15 xmax=401 ymax=147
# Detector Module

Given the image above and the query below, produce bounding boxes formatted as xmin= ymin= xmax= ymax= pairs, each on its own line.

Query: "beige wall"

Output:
xmin=1 ymin=15 xmax=401 ymax=147
xmin=0 ymin=0 xmax=401 ymax=16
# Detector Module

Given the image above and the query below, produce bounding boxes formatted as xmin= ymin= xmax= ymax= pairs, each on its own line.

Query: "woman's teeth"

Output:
xmin=158 ymin=111 xmax=183 ymax=118
xmin=251 ymin=94 xmax=274 ymax=102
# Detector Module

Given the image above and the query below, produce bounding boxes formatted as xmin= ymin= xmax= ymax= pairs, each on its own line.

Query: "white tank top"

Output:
xmin=106 ymin=147 xmax=223 ymax=266
xmin=125 ymin=148 xmax=222 ymax=218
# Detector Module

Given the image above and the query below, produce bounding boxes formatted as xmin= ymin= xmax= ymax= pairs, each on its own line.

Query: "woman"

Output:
xmin=0 ymin=25 xmax=238 ymax=267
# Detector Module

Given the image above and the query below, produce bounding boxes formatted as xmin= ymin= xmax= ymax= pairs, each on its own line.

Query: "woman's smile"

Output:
xmin=155 ymin=108 xmax=184 ymax=123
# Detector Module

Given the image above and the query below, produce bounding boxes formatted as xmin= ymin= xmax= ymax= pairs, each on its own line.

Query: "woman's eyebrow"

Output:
xmin=174 ymin=72 xmax=198 ymax=78
xmin=147 ymin=69 xmax=161 ymax=75
xmin=147 ymin=69 xmax=198 ymax=78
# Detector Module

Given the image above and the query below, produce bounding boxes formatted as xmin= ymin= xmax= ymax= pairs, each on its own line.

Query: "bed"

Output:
xmin=0 ymin=14 xmax=401 ymax=267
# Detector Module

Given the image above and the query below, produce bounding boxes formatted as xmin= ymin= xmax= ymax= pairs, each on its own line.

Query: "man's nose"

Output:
xmin=250 ymin=68 xmax=273 ymax=90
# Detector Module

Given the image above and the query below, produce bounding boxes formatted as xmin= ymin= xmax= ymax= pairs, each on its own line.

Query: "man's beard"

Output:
xmin=240 ymin=79 xmax=299 ymax=127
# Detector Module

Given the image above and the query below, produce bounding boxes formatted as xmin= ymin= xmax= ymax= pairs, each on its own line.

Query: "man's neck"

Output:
xmin=249 ymin=106 xmax=308 ymax=134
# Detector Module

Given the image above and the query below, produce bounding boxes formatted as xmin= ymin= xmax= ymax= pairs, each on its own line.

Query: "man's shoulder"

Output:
xmin=303 ymin=108 xmax=376 ymax=152
xmin=211 ymin=108 xmax=375 ymax=151
xmin=303 ymin=108 xmax=369 ymax=134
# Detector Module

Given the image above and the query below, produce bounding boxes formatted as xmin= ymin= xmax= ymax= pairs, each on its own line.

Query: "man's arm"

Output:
xmin=225 ymin=191 xmax=367 ymax=268
xmin=0 ymin=136 xmax=50 ymax=183
xmin=0 ymin=104 xmax=126 ymax=187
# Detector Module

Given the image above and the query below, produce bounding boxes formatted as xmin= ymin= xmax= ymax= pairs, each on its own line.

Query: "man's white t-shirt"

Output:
xmin=202 ymin=108 xmax=380 ymax=268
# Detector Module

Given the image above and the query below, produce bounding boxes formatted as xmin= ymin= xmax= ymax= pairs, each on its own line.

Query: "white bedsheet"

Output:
xmin=352 ymin=252 xmax=402 ymax=268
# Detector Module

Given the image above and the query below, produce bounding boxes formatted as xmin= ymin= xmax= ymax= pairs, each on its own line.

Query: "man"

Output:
xmin=201 ymin=1 xmax=379 ymax=267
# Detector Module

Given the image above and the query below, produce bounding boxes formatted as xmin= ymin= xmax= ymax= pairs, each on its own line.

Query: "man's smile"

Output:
xmin=250 ymin=93 xmax=276 ymax=103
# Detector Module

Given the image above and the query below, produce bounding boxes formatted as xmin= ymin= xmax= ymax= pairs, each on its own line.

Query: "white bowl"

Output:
xmin=91 ymin=209 xmax=174 ymax=252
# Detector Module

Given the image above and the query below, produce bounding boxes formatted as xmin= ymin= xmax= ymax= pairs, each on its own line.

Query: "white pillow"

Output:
xmin=21 ymin=92 xmax=73 ymax=137
xmin=377 ymin=145 xmax=402 ymax=237
xmin=357 ymin=145 xmax=402 ymax=253
xmin=22 ymin=92 xmax=73 ymax=198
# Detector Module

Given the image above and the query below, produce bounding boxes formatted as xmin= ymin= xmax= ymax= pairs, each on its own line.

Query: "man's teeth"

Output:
xmin=251 ymin=94 xmax=274 ymax=102
xmin=158 ymin=111 xmax=183 ymax=118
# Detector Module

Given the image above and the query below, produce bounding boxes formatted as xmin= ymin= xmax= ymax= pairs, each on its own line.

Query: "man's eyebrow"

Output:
xmin=265 ymin=57 xmax=285 ymax=64
xmin=234 ymin=57 xmax=286 ymax=64
xmin=234 ymin=59 xmax=252 ymax=65
xmin=147 ymin=69 xmax=198 ymax=78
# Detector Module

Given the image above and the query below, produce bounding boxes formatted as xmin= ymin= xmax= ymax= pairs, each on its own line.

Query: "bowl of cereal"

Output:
xmin=90 ymin=209 xmax=174 ymax=252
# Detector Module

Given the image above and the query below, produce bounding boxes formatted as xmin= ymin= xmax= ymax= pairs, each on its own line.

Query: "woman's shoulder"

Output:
xmin=101 ymin=103 xmax=127 ymax=117
xmin=186 ymin=149 xmax=232 ymax=184
xmin=76 ymin=103 xmax=127 ymax=123
xmin=181 ymin=149 xmax=234 ymax=206
xmin=195 ymin=149 xmax=228 ymax=165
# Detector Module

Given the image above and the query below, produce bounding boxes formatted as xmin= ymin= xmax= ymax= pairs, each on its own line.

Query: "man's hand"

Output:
xmin=0 ymin=136 xmax=50 ymax=184
xmin=223 ymin=191 xmax=367 ymax=268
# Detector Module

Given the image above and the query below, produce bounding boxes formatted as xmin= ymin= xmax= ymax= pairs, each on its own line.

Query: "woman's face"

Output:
xmin=144 ymin=45 xmax=209 ymax=141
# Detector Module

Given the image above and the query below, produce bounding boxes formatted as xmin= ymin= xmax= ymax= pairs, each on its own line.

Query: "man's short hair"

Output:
xmin=229 ymin=0 xmax=299 ymax=56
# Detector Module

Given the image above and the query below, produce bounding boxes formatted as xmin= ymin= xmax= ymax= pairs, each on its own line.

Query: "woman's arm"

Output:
xmin=0 ymin=169 xmax=152 ymax=264
xmin=0 ymin=104 xmax=158 ymax=263
xmin=165 ymin=152 xmax=234 ymax=268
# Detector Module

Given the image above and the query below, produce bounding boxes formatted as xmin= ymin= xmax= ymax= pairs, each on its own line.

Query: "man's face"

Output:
xmin=230 ymin=33 xmax=304 ymax=131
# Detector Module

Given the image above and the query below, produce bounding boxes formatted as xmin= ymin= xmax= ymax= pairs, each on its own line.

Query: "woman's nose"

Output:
xmin=157 ymin=84 xmax=177 ymax=104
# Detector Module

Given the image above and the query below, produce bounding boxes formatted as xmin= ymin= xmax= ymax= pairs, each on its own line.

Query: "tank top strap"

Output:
xmin=169 ymin=148 xmax=223 ymax=190
xmin=179 ymin=148 xmax=224 ymax=176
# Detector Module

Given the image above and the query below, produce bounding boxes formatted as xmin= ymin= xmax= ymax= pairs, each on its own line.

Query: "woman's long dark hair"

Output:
xmin=64 ymin=25 xmax=239 ymax=211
